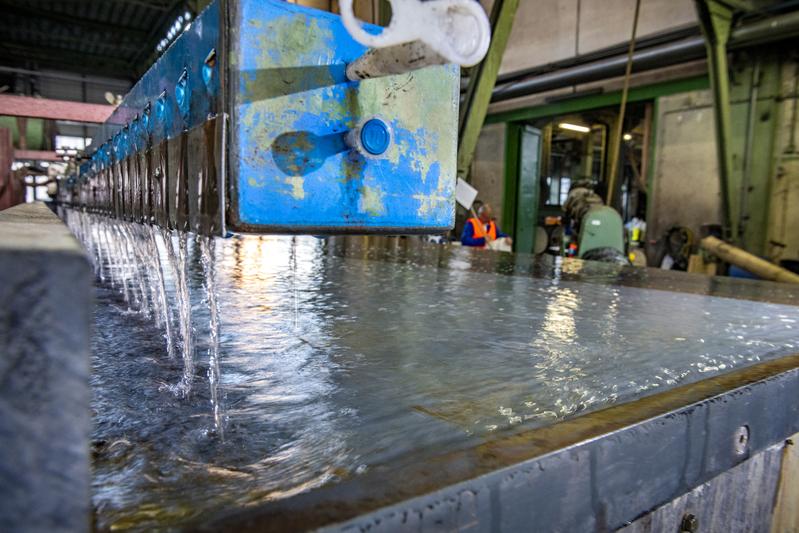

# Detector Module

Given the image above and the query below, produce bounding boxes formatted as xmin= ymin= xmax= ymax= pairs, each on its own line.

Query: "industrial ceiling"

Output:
xmin=0 ymin=0 xmax=202 ymax=81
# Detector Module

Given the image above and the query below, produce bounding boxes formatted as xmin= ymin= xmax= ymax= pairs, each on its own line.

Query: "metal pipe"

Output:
xmin=606 ymin=0 xmax=642 ymax=209
xmin=701 ymin=235 xmax=799 ymax=284
xmin=491 ymin=37 xmax=706 ymax=103
xmin=494 ymin=25 xmax=702 ymax=86
xmin=491 ymin=10 xmax=799 ymax=103
xmin=739 ymin=59 xmax=760 ymax=241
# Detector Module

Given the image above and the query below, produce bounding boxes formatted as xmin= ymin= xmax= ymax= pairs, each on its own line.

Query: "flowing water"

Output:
xmin=64 ymin=210 xmax=799 ymax=531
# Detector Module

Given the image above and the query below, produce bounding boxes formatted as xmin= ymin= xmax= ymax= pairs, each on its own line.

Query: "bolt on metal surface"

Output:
xmin=680 ymin=512 xmax=699 ymax=533
xmin=733 ymin=425 xmax=750 ymax=455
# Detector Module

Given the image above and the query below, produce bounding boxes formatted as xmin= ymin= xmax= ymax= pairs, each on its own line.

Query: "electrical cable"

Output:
xmin=606 ymin=0 xmax=641 ymax=208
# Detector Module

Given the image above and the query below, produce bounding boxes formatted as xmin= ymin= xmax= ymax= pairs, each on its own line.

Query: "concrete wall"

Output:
xmin=647 ymin=52 xmax=786 ymax=254
xmin=648 ymin=90 xmax=721 ymax=242
xmin=469 ymin=123 xmax=507 ymax=228
xmin=480 ymin=0 xmax=697 ymax=77
xmin=767 ymin=60 xmax=799 ymax=262
xmin=0 ymin=202 xmax=91 ymax=532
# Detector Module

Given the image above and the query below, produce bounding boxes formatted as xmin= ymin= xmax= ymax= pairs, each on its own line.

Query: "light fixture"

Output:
xmin=558 ymin=122 xmax=590 ymax=133
xmin=623 ymin=133 xmax=633 ymax=141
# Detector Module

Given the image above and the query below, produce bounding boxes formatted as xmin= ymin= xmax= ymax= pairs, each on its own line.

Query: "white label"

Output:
xmin=455 ymin=177 xmax=478 ymax=210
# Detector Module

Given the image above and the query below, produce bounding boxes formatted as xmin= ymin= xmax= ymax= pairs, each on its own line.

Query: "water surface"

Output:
xmin=71 ymin=217 xmax=798 ymax=530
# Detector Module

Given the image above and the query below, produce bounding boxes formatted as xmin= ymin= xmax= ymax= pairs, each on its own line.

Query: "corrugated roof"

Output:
xmin=0 ymin=0 xmax=189 ymax=81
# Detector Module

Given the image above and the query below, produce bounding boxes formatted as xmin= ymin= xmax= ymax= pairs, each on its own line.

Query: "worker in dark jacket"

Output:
xmin=461 ymin=204 xmax=512 ymax=247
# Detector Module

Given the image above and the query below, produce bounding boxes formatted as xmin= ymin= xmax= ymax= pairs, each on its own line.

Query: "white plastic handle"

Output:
xmin=340 ymin=0 xmax=491 ymax=67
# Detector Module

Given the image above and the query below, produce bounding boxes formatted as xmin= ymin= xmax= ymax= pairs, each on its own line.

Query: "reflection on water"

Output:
xmin=65 ymin=211 xmax=799 ymax=530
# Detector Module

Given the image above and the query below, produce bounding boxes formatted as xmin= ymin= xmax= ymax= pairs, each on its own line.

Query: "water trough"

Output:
xmin=5 ymin=204 xmax=793 ymax=531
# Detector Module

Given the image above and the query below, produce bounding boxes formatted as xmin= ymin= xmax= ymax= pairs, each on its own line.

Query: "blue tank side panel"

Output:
xmin=231 ymin=0 xmax=459 ymax=232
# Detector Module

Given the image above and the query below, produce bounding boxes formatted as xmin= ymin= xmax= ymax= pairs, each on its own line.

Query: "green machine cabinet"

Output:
xmin=578 ymin=205 xmax=625 ymax=259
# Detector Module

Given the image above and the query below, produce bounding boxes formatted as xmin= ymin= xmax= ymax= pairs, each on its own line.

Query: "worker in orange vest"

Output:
xmin=461 ymin=204 xmax=512 ymax=248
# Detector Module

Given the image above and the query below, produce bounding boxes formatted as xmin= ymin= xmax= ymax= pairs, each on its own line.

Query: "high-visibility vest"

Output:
xmin=467 ymin=218 xmax=497 ymax=243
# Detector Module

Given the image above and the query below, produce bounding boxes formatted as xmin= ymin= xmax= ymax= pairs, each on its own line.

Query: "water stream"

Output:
xmin=63 ymin=210 xmax=799 ymax=531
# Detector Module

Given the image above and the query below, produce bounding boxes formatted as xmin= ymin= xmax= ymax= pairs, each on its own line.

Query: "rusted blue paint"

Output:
xmin=231 ymin=0 xmax=459 ymax=232
xmin=75 ymin=0 xmax=460 ymax=234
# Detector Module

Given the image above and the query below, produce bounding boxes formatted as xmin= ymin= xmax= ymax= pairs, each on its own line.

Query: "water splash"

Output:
xmin=148 ymin=226 xmax=176 ymax=360
xmin=65 ymin=210 xmax=199 ymax=399
xmin=199 ymin=235 xmax=224 ymax=438
xmin=167 ymin=229 xmax=195 ymax=397
xmin=78 ymin=228 xmax=799 ymax=531
xmin=290 ymin=236 xmax=299 ymax=330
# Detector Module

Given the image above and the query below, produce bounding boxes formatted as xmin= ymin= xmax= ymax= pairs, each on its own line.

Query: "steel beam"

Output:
xmin=0 ymin=41 xmax=136 ymax=80
xmin=694 ymin=0 xmax=738 ymax=240
xmin=14 ymin=150 xmax=61 ymax=162
xmin=0 ymin=1 xmax=150 ymax=40
xmin=0 ymin=95 xmax=114 ymax=124
xmin=456 ymin=0 xmax=520 ymax=179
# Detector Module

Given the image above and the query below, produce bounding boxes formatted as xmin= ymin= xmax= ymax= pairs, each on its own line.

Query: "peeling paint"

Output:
xmin=413 ymin=193 xmax=451 ymax=217
xmin=359 ymin=185 xmax=386 ymax=216
xmin=248 ymin=176 xmax=265 ymax=188
xmin=284 ymin=175 xmax=305 ymax=200
xmin=232 ymin=0 xmax=459 ymax=229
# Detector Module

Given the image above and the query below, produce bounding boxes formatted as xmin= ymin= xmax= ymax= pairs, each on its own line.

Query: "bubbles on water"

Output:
xmin=200 ymin=235 xmax=224 ymax=439
xmin=65 ymin=210 xmax=216 ymax=407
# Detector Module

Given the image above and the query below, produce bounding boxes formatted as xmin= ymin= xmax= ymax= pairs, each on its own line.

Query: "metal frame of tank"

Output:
xmin=205 ymin=352 xmax=799 ymax=532
xmin=61 ymin=0 xmax=460 ymax=236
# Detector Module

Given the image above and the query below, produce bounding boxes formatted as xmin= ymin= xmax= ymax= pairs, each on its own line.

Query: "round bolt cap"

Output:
xmin=360 ymin=118 xmax=390 ymax=155
xmin=680 ymin=513 xmax=698 ymax=533
xmin=733 ymin=425 xmax=750 ymax=455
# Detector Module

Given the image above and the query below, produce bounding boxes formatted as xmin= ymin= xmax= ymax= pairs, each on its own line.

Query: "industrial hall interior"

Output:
xmin=3 ymin=0 xmax=799 ymax=531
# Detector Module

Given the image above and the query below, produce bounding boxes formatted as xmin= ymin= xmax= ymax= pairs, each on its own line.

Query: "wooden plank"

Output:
xmin=0 ymin=95 xmax=114 ymax=124
xmin=772 ymin=433 xmax=799 ymax=533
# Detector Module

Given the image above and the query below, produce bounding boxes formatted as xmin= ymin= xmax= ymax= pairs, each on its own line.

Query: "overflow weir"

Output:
xmin=48 ymin=206 xmax=799 ymax=531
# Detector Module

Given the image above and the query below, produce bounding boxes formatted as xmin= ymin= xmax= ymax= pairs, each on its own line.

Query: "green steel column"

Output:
xmin=515 ymin=126 xmax=543 ymax=254
xmin=502 ymin=122 xmax=522 ymax=238
xmin=457 ymin=0 xmax=520 ymax=179
xmin=694 ymin=0 xmax=751 ymax=241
